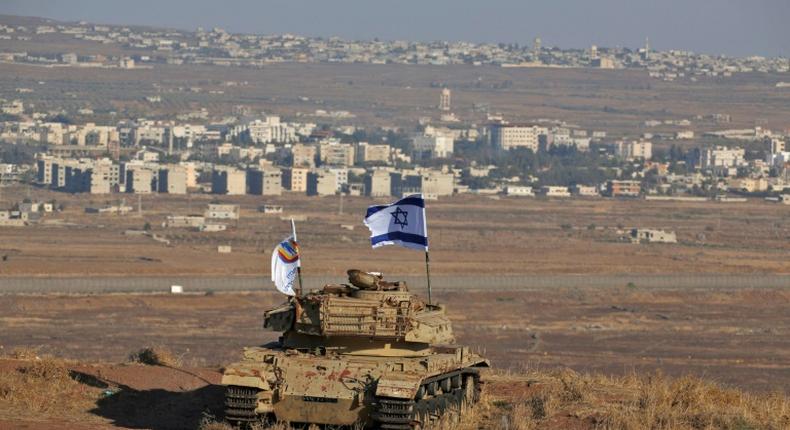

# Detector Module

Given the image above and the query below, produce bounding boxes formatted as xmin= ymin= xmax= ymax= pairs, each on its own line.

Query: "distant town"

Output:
xmin=1 ymin=83 xmax=789 ymax=226
xmin=1 ymin=16 xmax=789 ymax=228
xmin=0 ymin=18 xmax=788 ymax=82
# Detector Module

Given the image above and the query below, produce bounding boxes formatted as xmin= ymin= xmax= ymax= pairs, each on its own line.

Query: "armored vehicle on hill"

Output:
xmin=221 ymin=269 xmax=489 ymax=428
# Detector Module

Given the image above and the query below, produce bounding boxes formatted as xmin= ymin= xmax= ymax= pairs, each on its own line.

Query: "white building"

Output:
xmin=571 ymin=185 xmax=599 ymax=197
xmin=505 ymin=186 xmax=535 ymax=197
xmin=439 ymin=88 xmax=451 ymax=111
xmin=615 ymin=140 xmax=653 ymax=160
xmin=356 ymin=142 xmax=391 ymax=164
xmin=205 ymin=204 xmax=240 ymax=220
xmin=412 ymin=130 xmax=454 ymax=160
xmin=243 ymin=116 xmax=297 ymax=144
xmin=489 ymin=123 xmax=548 ymax=151
xmin=701 ymin=146 xmax=745 ymax=176
xmin=319 ymin=142 xmax=355 ymax=166
xmin=538 ymin=186 xmax=571 ymax=197
xmin=211 ymin=167 xmax=246 ymax=195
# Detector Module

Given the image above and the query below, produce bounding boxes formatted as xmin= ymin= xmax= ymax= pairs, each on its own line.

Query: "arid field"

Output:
xmin=1 ymin=189 xmax=789 ymax=277
xmin=1 ymin=277 xmax=789 ymax=430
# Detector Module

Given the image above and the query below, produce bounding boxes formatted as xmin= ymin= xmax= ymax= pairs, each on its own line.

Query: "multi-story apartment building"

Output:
xmin=282 ymin=167 xmax=309 ymax=192
xmin=319 ymin=142 xmax=355 ymax=166
xmin=356 ymin=143 xmax=391 ymax=164
xmin=242 ymin=116 xmax=297 ymax=143
xmin=125 ymin=168 xmax=155 ymax=194
xmin=615 ymin=140 xmax=653 ymax=160
xmin=700 ymin=146 xmax=746 ymax=176
xmin=157 ymin=165 xmax=188 ymax=194
xmin=306 ymin=169 xmax=338 ymax=196
xmin=489 ymin=123 xmax=548 ymax=151
xmin=411 ymin=133 xmax=454 ymax=160
xmin=364 ymin=170 xmax=392 ymax=197
xmin=291 ymin=143 xmax=317 ymax=167
xmin=211 ymin=167 xmax=246 ymax=195
xmin=246 ymin=168 xmax=283 ymax=195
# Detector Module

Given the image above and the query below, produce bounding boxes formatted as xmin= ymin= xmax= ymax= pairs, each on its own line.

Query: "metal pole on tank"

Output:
xmin=422 ymin=198 xmax=432 ymax=305
xmin=424 ymin=249 xmax=432 ymax=305
xmin=291 ymin=218 xmax=304 ymax=297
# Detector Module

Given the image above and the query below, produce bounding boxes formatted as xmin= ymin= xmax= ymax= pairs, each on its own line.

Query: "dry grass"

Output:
xmin=0 ymin=355 xmax=95 ymax=416
xmin=2 ymin=348 xmax=787 ymax=430
xmin=128 ymin=346 xmax=182 ymax=367
xmin=197 ymin=415 xmax=234 ymax=430
xmin=198 ymin=416 xmax=292 ymax=430
xmin=475 ymin=369 xmax=790 ymax=430
xmin=9 ymin=346 xmax=42 ymax=360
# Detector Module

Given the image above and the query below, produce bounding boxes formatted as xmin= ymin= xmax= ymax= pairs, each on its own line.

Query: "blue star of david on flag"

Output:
xmin=363 ymin=194 xmax=428 ymax=251
xmin=390 ymin=207 xmax=409 ymax=229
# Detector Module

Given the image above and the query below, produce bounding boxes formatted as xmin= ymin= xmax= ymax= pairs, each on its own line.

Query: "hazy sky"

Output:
xmin=2 ymin=0 xmax=789 ymax=57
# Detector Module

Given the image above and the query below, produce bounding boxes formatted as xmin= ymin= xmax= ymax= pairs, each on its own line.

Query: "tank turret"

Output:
xmin=222 ymin=270 xmax=489 ymax=428
xmin=264 ymin=270 xmax=455 ymax=356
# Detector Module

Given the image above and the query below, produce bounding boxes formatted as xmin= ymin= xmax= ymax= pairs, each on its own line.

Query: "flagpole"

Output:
xmin=422 ymin=194 xmax=432 ymax=305
xmin=291 ymin=218 xmax=304 ymax=297
xmin=424 ymin=250 xmax=432 ymax=305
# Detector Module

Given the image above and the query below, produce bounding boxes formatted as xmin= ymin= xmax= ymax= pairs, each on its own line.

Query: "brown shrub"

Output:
xmin=9 ymin=347 xmax=40 ymax=360
xmin=0 ymin=357 xmax=94 ymax=416
xmin=197 ymin=416 xmax=233 ymax=430
xmin=129 ymin=346 xmax=181 ymax=367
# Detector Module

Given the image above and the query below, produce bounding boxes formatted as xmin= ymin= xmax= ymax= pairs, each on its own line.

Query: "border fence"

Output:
xmin=1 ymin=274 xmax=789 ymax=294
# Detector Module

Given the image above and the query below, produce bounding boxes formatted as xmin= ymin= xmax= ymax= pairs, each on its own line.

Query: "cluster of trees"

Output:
xmin=455 ymin=142 xmax=620 ymax=187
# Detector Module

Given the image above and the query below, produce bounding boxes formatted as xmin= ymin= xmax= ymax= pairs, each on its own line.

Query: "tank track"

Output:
xmin=373 ymin=370 xmax=481 ymax=429
xmin=376 ymin=398 xmax=417 ymax=429
xmin=225 ymin=385 xmax=260 ymax=423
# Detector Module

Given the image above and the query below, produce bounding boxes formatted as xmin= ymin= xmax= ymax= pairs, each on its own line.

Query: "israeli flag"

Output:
xmin=364 ymin=194 xmax=428 ymax=251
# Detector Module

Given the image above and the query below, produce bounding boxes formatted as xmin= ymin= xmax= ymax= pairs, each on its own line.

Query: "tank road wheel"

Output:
xmin=412 ymin=402 xmax=430 ymax=430
xmin=451 ymin=374 xmax=462 ymax=389
xmin=440 ymin=377 xmax=452 ymax=394
xmin=426 ymin=381 xmax=438 ymax=396
xmin=462 ymin=375 xmax=477 ymax=409
xmin=415 ymin=385 xmax=425 ymax=400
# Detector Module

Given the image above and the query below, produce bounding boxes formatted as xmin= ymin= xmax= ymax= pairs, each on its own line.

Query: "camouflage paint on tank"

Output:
xmin=221 ymin=269 xmax=489 ymax=427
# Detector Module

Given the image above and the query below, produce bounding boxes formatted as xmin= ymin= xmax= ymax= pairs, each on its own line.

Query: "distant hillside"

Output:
xmin=0 ymin=14 xmax=185 ymax=35
xmin=0 ymin=14 xmax=58 ymax=27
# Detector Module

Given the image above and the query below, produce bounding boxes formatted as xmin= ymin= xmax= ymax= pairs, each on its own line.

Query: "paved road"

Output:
xmin=1 ymin=274 xmax=789 ymax=294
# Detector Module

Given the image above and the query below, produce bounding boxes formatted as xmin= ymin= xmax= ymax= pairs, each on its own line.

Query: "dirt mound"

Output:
xmin=0 ymin=356 xmax=222 ymax=430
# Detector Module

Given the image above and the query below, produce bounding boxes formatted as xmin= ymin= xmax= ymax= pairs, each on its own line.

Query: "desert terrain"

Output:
xmin=0 ymin=283 xmax=788 ymax=429
xmin=1 ymin=57 xmax=789 ymax=136
xmin=1 ymin=189 xmax=788 ymax=278
xmin=1 ymin=17 xmax=789 ymax=428
xmin=1 ymin=285 xmax=788 ymax=393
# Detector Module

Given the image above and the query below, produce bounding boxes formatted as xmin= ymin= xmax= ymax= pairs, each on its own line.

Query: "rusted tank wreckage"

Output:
xmin=222 ymin=269 xmax=489 ymax=428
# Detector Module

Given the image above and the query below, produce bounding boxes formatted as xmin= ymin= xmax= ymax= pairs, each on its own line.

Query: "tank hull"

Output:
xmin=222 ymin=345 xmax=488 ymax=427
